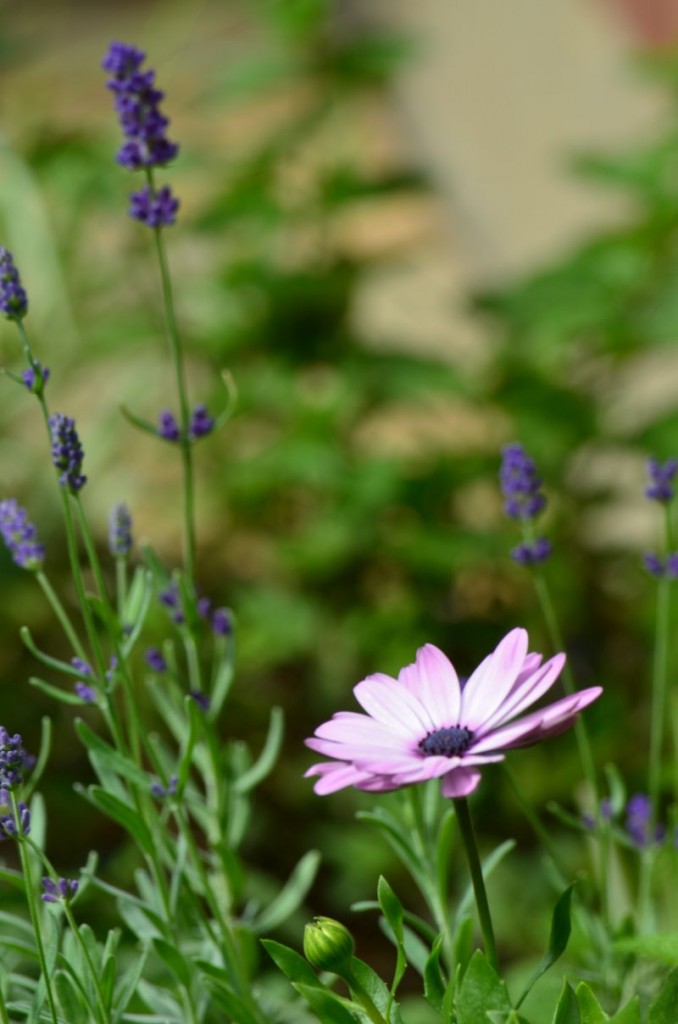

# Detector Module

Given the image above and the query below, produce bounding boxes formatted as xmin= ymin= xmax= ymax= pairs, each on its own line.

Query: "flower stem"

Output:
xmin=10 ymin=793 xmax=59 ymax=1024
xmin=344 ymin=967 xmax=389 ymax=1024
xmin=35 ymin=570 xmax=87 ymax=660
xmin=453 ymin=797 xmax=498 ymax=973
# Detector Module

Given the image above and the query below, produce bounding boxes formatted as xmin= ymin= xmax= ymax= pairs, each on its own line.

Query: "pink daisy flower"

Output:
xmin=306 ymin=628 xmax=602 ymax=799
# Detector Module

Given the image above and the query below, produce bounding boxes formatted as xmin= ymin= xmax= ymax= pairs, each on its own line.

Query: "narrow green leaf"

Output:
xmin=453 ymin=917 xmax=474 ymax=981
xmin=517 ymin=886 xmax=575 ymax=1007
xmin=152 ymin=938 xmax=192 ymax=988
xmin=100 ymin=953 xmax=117 ymax=1011
xmin=234 ymin=706 xmax=284 ymax=793
xmin=456 ymin=950 xmax=512 ymax=1024
xmin=295 ymin=982 xmax=361 ymax=1024
xmin=252 ymin=850 xmax=320 ymax=934
xmin=53 ymin=970 xmax=89 ymax=1024
xmin=25 ymin=717 xmax=52 ymax=796
xmin=377 ymin=876 xmax=407 ymax=1006
xmin=457 ymin=841 xmax=516 ymax=923
xmin=616 ymin=933 xmax=678 ymax=963
xmin=112 ymin=942 xmax=150 ymax=1020
xmin=85 ymin=787 xmax=153 ymax=854
xmin=553 ymin=982 xmax=580 ymax=1024
xmin=648 ymin=967 xmax=678 ymax=1023
xmin=76 ymin=719 xmax=150 ymax=789
xmin=608 ymin=996 xmax=641 ymax=1023
xmin=423 ymin=936 xmax=446 ymax=1010
xmin=261 ymin=939 xmax=324 ymax=989
xmin=29 ymin=676 xmax=85 ymax=705
xmin=576 ymin=982 xmax=609 ymax=1024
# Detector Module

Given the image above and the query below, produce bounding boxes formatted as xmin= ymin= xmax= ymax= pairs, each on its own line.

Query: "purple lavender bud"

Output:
xmin=212 ymin=607 xmax=232 ymax=637
xmin=106 ymin=655 xmax=119 ymax=683
xmin=0 ymin=248 xmax=28 ymax=320
xmin=41 ymin=876 xmax=78 ymax=904
xmin=49 ymin=414 xmax=87 ymax=493
xmin=150 ymin=780 xmax=167 ymax=798
xmin=189 ymin=404 xmax=215 ymax=440
xmin=102 ymin=42 xmax=179 ymax=173
xmin=189 ymin=691 xmax=210 ymax=712
xmin=0 ymin=499 xmax=45 ymax=571
xmin=108 ymin=501 xmax=133 ymax=558
xmin=510 ymin=538 xmax=552 ymax=566
xmin=666 ymin=553 xmax=678 ymax=579
xmin=0 ymin=801 xmax=30 ymax=839
xmin=0 ymin=728 xmax=29 ymax=790
xmin=643 ymin=552 xmax=665 ymax=578
xmin=645 ymin=457 xmax=678 ymax=503
xmin=157 ymin=409 xmax=181 ymax=442
xmin=129 ymin=185 xmax=179 ymax=228
xmin=71 ymin=657 xmax=92 ymax=677
xmin=144 ymin=647 xmax=167 ymax=673
xmin=197 ymin=596 xmax=212 ymax=619
xmin=74 ymin=682 xmax=97 ymax=704
xmin=500 ymin=443 xmax=548 ymax=521
xmin=626 ymin=794 xmax=652 ymax=848
xmin=600 ymin=798 xmax=613 ymax=821
xmin=22 ymin=362 xmax=50 ymax=394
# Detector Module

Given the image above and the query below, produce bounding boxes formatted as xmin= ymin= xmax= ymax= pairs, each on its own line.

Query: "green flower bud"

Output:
xmin=304 ymin=916 xmax=355 ymax=976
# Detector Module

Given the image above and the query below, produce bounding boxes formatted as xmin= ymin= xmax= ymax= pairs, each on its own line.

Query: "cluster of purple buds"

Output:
xmin=49 ymin=414 xmax=87 ymax=493
xmin=72 ymin=658 xmax=96 ymax=703
xmin=0 ymin=801 xmax=30 ymax=839
xmin=41 ymin=877 xmax=78 ymax=904
xmin=189 ymin=690 xmax=210 ymax=712
xmin=144 ymin=647 xmax=167 ymax=673
xmin=197 ymin=596 xmax=232 ymax=636
xmin=150 ymin=774 xmax=178 ymax=799
xmin=625 ymin=794 xmax=667 ymax=849
xmin=0 ymin=499 xmax=45 ymax=571
xmin=645 ymin=457 xmax=678 ymax=503
xmin=22 ymin=362 xmax=50 ymax=394
xmin=159 ymin=580 xmax=185 ymax=625
xmin=108 ymin=501 xmax=133 ymax=558
xmin=102 ymin=42 xmax=179 ymax=228
xmin=0 ymin=728 xmax=30 ymax=790
xmin=0 ymin=248 xmax=28 ymax=320
xmin=643 ymin=552 xmax=678 ymax=580
xmin=157 ymin=405 xmax=215 ymax=443
xmin=500 ymin=443 xmax=551 ymax=565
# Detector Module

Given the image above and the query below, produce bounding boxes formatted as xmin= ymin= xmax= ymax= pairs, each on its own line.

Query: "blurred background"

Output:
xmin=2 ymin=0 xmax=678 ymax=985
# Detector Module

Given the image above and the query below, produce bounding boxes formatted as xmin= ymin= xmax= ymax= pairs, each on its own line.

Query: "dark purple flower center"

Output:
xmin=419 ymin=726 xmax=474 ymax=757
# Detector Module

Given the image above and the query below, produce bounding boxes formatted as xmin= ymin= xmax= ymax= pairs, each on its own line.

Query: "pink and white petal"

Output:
xmin=354 ymin=676 xmax=434 ymax=735
xmin=306 ymin=736 xmax=414 ymax=764
xmin=479 ymin=653 xmax=566 ymax=732
xmin=305 ymin=762 xmax=377 ymax=795
xmin=460 ymin=628 xmax=529 ymax=728
xmin=314 ymin=714 xmax=406 ymax=748
xmin=391 ymin=755 xmax=462 ymax=784
xmin=354 ymin=753 xmax=429 ymax=776
xmin=471 ymin=686 xmax=602 ymax=753
xmin=440 ymin=767 xmax=483 ymax=798
xmin=356 ymin=774 xmax=403 ymax=792
xmin=403 ymin=644 xmax=462 ymax=726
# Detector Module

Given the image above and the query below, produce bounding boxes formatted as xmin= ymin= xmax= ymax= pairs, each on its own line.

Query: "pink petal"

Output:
xmin=460 ymin=628 xmax=529 ymax=728
xmin=314 ymin=713 xmax=405 ymax=748
xmin=471 ymin=686 xmax=602 ymax=753
xmin=400 ymin=644 xmax=462 ymax=726
xmin=305 ymin=762 xmax=376 ymax=794
xmin=354 ymin=675 xmax=433 ymax=735
xmin=306 ymin=736 xmax=411 ymax=762
xmin=440 ymin=767 xmax=482 ymax=798
xmin=478 ymin=653 xmax=566 ymax=732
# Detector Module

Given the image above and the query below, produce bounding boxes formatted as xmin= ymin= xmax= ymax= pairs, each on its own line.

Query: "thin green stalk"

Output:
xmin=148 ymin=179 xmax=196 ymax=581
xmin=406 ymin=788 xmax=456 ymax=972
xmin=10 ymin=793 xmax=59 ymax=1024
xmin=454 ymin=797 xmax=498 ymax=973
xmin=115 ymin=557 xmax=127 ymax=621
xmin=62 ymin=903 xmax=109 ymax=1024
xmin=74 ymin=497 xmax=112 ymax=608
xmin=36 ymin=570 xmax=87 ymax=660
xmin=0 ymin=971 xmax=9 ymax=1024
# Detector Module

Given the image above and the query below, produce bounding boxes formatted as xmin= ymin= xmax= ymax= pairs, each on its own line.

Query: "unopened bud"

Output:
xmin=303 ymin=916 xmax=355 ymax=976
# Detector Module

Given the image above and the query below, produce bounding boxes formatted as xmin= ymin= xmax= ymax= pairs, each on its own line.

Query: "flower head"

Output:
xmin=0 ymin=248 xmax=28 ymax=320
xmin=306 ymin=629 xmax=602 ymax=799
xmin=212 ymin=607 xmax=232 ymax=637
xmin=500 ymin=443 xmax=547 ymax=520
xmin=22 ymin=362 xmax=50 ymax=394
xmin=108 ymin=501 xmax=133 ymax=558
xmin=0 ymin=499 xmax=45 ymax=570
xmin=645 ymin=458 xmax=678 ymax=503
xmin=49 ymin=414 xmax=86 ymax=493
xmin=102 ymin=42 xmax=179 ymax=171
xmin=0 ymin=729 xmax=30 ymax=790
xmin=74 ymin=682 xmax=96 ymax=704
xmin=189 ymin=403 xmax=214 ymax=440
xmin=144 ymin=647 xmax=167 ymax=673
xmin=0 ymin=801 xmax=30 ymax=839
xmin=41 ymin=877 xmax=78 ymax=904
xmin=510 ymin=538 xmax=552 ymax=566
xmin=157 ymin=409 xmax=181 ymax=442
xmin=129 ymin=185 xmax=179 ymax=228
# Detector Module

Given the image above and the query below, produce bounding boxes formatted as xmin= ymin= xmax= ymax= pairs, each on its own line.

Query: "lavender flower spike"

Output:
xmin=108 ymin=501 xmax=133 ymax=558
xmin=0 ymin=728 xmax=29 ymax=789
xmin=306 ymin=628 xmax=602 ymax=798
xmin=0 ymin=248 xmax=28 ymax=320
xmin=49 ymin=414 xmax=87 ymax=493
xmin=189 ymin=403 xmax=215 ymax=440
xmin=500 ymin=443 xmax=547 ymax=520
xmin=645 ymin=457 xmax=678 ymax=503
xmin=0 ymin=499 xmax=45 ymax=570
xmin=129 ymin=185 xmax=179 ymax=228
xmin=41 ymin=876 xmax=78 ymax=904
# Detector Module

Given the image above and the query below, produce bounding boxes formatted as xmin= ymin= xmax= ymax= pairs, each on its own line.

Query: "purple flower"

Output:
xmin=129 ymin=185 xmax=179 ymax=228
xmin=645 ymin=458 xmax=678 ymax=503
xmin=0 ymin=248 xmax=28 ymax=320
xmin=0 ymin=801 xmax=30 ymax=839
xmin=150 ymin=774 xmax=178 ymax=799
xmin=74 ymin=682 xmax=96 ymax=704
xmin=41 ymin=876 xmax=78 ymax=904
xmin=71 ymin=657 xmax=92 ymax=677
xmin=157 ymin=409 xmax=181 ymax=442
xmin=625 ymin=793 xmax=665 ymax=847
xmin=642 ymin=552 xmax=678 ymax=579
xmin=500 ymin=443 xmax=547 ymax=520
xmin=306 ymin=628 xmax=602 ymax=799
xmin=159 ymin=581 xmax=184 ymax=624
xmin=49 ymin=414 xmax=86 ymax=493
xmin=197 ymin=596 xmax=212 ymax=619
xmin=22 ymin=362 xmax=50 ymax=394
xmin=189 ymin=404 xmax=214 ymax=440
xmin=212 ymin=607 xmax=232 ymax=637
xmin=144 ymin=647 xmax=167 ymax=673
xmin=189 ymin=691 xmax=210 ymax=712
xmin=510 ymin=538 xmax=551 ymax=566
xmin=108 ymin=501 xmax=133 ymax=558
xmin=102 ymin=42 xmax=179 ymax=171
xmin=0 ymin=728 xmax=29 ymax=789
xmin=0 ymin=499 xmax=45 ymax=570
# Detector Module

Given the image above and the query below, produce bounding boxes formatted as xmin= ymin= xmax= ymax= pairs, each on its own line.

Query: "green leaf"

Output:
xmin=112 ymin=942 xmax=150 ymax=1020
xmin=252 ymin=849 xmax=320 ymax=934
xmin=350 ymin=955 xmax=401 ymax=1020
xmin=616 ymin=933 xmax=678 ymax=963
xmin=553 ymin=982 xmax=580 ymax=1024
xmin=53 ymin=970 xmax=89 ymax=1024
xmin=648 ymin=967 xmax=678 ymax=1023
xmin=608 ymin=996 xmax=641 ymax=1023
xmin=83 ymin=786 xmax=153 ymax=854
xmin=455 ymin=950 xmax=512 ymax=1024
xmin=377 ymin=876 xmax=407 ymax=1007
xmin=76 ymin=719 xmax=150 ymax=789
xmin=423 ymin=936 xmax=446 ymax=1011
xmin=295 ymin=982 xmax=360 ymax=1024
xmin=28 ymin=676 xmax=85 ymax=705
xmin=233 ymin=706 xmax=284 ymax=792
xmin=575 ymin=983 xmax=609 ymax=1024
xmin=100 ymin=954 xmax=117 ymax=1013
xmin=516 ymin=885 xmax=575 ymax=1007
xmin=261 ymin=939 xmax=324 ymax=989
xmin=152 ymin=938 xmax=193 ymax=989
